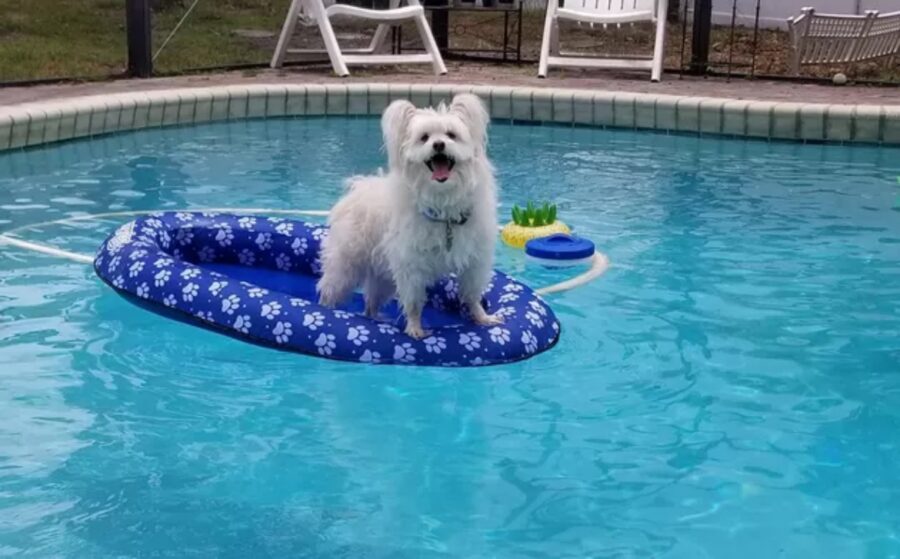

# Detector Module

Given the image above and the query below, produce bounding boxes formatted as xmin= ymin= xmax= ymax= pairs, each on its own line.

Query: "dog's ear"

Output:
xmin=382 ymin=100 xmax=416 ymax=169
xmin=450 ymin=93 xmax=490 ymax=149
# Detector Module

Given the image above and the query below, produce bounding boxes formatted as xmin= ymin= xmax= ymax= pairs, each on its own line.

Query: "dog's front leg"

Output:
xmin=458 ymin=263 xmax=503 ymax=327
xmin=395 ymin=271 xmax=430 ymax=339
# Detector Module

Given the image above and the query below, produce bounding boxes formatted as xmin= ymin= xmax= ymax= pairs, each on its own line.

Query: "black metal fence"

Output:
xmin=0 ymin=0 xmax=897 ymax=87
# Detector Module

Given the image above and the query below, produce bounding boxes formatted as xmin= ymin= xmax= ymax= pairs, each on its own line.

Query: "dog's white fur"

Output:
xmin=317 ymin=93 xmax=501 ymax=339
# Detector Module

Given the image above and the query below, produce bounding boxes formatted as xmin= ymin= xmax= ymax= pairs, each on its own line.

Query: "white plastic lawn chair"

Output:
xmin=271 ymin=0 xmax=447 ymax=77
xmin=538 ymin=0 xmax=669 ymax=82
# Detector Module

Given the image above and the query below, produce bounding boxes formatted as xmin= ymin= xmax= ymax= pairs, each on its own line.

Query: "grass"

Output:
xmin=0 ymin=0 xmax=290 ymax=81
xmin=0 ymin=0 xmax=897 ymax=82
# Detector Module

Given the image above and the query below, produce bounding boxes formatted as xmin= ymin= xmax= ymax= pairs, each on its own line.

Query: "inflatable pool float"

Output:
xmin=501 ymin=202 xmax=570 ymax=249
xmin=93 ymin=212 xmax=560 ymax=366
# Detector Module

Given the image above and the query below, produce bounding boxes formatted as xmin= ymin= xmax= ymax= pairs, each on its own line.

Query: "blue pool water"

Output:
xmin=1 ymin=117 xmax=899 ymax=558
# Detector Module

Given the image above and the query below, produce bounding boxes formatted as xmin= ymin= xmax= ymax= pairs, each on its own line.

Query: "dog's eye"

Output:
xmin=447 ymin=132 xmax=456 ymax=140
xmin=420 ymin=134 xmax=429 ymax=143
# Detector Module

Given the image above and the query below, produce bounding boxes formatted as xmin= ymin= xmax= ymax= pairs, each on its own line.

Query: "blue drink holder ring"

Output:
xmin=525 ymin=234 xmax=596 ymax=267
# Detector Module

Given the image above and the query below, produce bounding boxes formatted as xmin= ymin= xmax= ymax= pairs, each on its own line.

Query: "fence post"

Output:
xmin=690 ymin=0 xmax=712 ymax=74
xmin=126 ymin=0 xmax=153 ymax=78
xmin=424 ymin=0 xmax=449 ymax=54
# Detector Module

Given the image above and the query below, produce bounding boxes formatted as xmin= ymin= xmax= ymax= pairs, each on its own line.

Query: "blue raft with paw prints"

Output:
xmin=93 ymin=212 xmax=560 ymax=366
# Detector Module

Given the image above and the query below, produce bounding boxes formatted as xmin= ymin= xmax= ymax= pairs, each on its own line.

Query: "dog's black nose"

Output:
xmin=433 ymin=141 xmax=445 ymax=153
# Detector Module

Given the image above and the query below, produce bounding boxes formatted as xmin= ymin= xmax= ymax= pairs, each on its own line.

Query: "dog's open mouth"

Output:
xmin=425 ymin=153 xmax=455 ymax=183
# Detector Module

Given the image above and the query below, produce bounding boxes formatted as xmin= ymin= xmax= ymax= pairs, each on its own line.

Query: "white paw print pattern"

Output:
xmin=209 ymin=281 xmax=228 ymax=296
xmin=275 ymin=222 xmax=294 ymax=235
xmin=303 ymin=311 xmax=325 ymax=330
xmin=528 ymin=300 xmax=548 ymax=317
xmin=175 ymin=212 xmax=194 ymax=222
xmin=275 ymin=253 xmax=292 ymax=271
xmin=215 ymin=224 xmax=234 ymax=247
xmin=128 ymin=261 xmax=144 ymax=278
xmin=157 ymin=231 xmax=172 ymax=250
xmin=496 ymin=306 xmax=517 ymax=319
xmin=498 ymin=292 xmax=519 ymax=304
xmin=360 ymin=349 xmax=381 ymax=363
xmin=503 ymin=283 xmax=524 ymax=293
xmin=333 ymin=310 xmax=352 ymax=319
xmin=525 ymin=311 xmax=544 ymax=329
xmin=273 ymin=321 xmax=293 ymax=344
xmin=197 ymin=246 xmax=216 ymax=263
xmin=233 ymin=315 xmax=251 ymax=334
xmin=521 ymin=330 xmax=538 ymax=354
xmin=107 ymin=255 xmax=121 ymax=274
xmin=377 ymin=323 xmax=398 ymax=335
xmin=393 ymin=343 xmax=417 ymax=363
xmin=444 ymin=279 xmax=460 ymax=300
xmin=489 ymin=326 xmax=511 ymax=345
xmin=424 ymin=336 xmax=447 ymax=354
xmin=347 ymin=325 xmax=370 ymax=346
xmin=459 ymin=332 xmax=481 ymax=351
xmin=182 ymin=283 xmax=199 ymax=302
xmin=195 ymin=310 xmax=214 ymax=322
xmin=291 ymin=237 xmax=308 ymax=256
xmin=289 ymin=297 xmax=309 ymax=308
xmin=163 ymin=294 xmax=177 ymax=307
xmin=238 ymin=249 xmax=255 ymax=266
xmin=221 ymin=294 xmax=241 ymax=315
xmin=238 ymin=216 xmax=256 ymax=230
xmin=261 ymin=301 xmax=282 ymax=319
xmin=247 ymin=287 xmax=268 ymax=299
xmin=154 ymin=269 xmax=171 ymax=287
xmin=255 ymin=232 xmax=273 ymax=250
xmin=128 ymin=249 xmax=148 ymax=260
xmin=154 ymin=257 xmax=173 ymax=268
xmin=136 ymin=283 xmax=150 ymax=298
xmin=315 ymin=333 xmax=337 ymax=355
xmin=181 ymin=268 xmax=201 ymax=280
xmin=112 ymin=275 xmax=125 ymax=289
xmin=175 ymin=228 xmax=193 ymax=246
xmin=311 ymin=228 xmax=328 ymax=241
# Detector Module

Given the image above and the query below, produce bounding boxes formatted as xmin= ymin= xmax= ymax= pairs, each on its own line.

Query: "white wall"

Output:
xmin=711 ymin=0 xmax=900 ymax=29
xmin=520 ymin=0 xmax=900 ymax=29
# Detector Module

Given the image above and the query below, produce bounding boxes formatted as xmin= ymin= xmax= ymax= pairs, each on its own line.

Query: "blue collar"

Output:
xmin=421 ymin=207 xmax=470 ymax=226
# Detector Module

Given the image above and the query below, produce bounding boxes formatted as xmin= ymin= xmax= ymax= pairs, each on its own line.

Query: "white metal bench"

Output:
xmin=271 ymin=0 xmax=447 ymax=77
xmin=787 ymin=7 xmax=900 ymax=75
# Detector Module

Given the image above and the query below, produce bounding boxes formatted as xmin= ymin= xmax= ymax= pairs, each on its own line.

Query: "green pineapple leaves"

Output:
xmin=510 ymin=201 xmax=558 ymax=227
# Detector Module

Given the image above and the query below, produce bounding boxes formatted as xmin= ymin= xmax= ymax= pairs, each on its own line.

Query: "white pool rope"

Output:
xmin=0 ymin=208 xmax=609 ymax=294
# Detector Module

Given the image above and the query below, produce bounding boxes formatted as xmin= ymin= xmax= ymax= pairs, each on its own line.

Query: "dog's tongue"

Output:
xmin=431 ymin=160 xmax=451 ymax=182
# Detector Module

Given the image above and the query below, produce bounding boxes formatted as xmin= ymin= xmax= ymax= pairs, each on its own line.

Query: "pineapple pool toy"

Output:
xmin=501 ymin=201 xmax=571 ymax=249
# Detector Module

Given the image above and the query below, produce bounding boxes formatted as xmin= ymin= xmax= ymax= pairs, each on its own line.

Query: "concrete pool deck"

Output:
xmin=0 ymin=63 xmax=898 ymax=149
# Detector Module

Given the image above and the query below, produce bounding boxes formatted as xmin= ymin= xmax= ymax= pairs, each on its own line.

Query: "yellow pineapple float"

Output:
xmin=501 ymin=202 xmax=570 ymax=249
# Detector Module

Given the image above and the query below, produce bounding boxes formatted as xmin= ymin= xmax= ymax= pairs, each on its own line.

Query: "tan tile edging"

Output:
xmin=1 ymin=83 xmax=898 ymax=152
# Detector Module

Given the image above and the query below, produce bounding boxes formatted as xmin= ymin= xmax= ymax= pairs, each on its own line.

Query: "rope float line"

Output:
xmin=0 ymin=208 xmax=609 ymax=295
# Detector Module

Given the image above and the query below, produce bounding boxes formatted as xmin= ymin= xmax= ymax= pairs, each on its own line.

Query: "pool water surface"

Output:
xmin=1 ymin=117 xmax=899 ymax=558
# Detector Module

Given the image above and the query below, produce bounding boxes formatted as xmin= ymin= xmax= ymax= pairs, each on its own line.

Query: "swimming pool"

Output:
xmin=1 ymin=115 xmax=899 ymax=557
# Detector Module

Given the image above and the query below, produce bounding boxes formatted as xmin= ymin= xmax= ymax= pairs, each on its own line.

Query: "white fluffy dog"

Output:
xmin=317 ymin=93 xmax=501 ymax=339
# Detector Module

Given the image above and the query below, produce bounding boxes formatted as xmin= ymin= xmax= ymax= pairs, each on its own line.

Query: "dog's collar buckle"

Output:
xmin=421 ymin=208 xmax=470 ymax=251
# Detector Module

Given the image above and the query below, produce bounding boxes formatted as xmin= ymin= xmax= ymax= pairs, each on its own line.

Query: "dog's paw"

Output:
xmin=473 ymin=312 xmax=504 ymax=326
xmin=404 ymin=323 xmax=430 ymax=340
